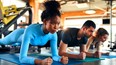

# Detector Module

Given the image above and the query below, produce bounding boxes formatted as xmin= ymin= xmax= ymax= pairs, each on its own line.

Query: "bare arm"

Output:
xmin=94 ymin=42 xmax=102 ymax=58
xmin=86 ymin=38 xmax=102 ymax=58
xmin=85 ymin=36 xmax=97 ymax=57
xmin=59 ymin=41 xmax=67 ymax=56
xmin=86 ymin=36 xmax=94 ymax=52
xmin=96 ymin=42 xmax=102 ymax=52
xmin=59 ymin=41 xmax=86 ymax=60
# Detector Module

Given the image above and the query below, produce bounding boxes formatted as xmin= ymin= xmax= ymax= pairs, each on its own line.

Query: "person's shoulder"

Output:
xmin=28 ymin=24 xmax=42 ymax=28
xmin=91 ymin=35 xmax=96 ymax=39
xmin=89 ymin=36 xmax=95 ymax=40
xmin=67 ymin=28 xmax=79 ymax=30
xmin=49 ymin=32 xmax=57 ymax=35
xmin=27 ymin=23 xmax=35 ymax=27
xmin=49 ymin=32 xmax=57 ymax=39
xmin=70 ymin=28 xmax=80 ymax=31
xmin=64 ymin=28 xmax=79 ymax=32
xmin=29 ymin=23 xmax=41 ymax=26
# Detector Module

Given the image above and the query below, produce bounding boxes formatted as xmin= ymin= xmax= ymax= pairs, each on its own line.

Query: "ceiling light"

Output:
xmin=85 ymin=9 xmax=96 ymax=14
xmin=76 ymin=3 xmax=89 ymax=8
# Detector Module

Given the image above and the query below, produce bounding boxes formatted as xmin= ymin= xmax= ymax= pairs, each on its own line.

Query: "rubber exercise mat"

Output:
xmin=28 ymin=53 xmax=105 ymax=65
xmin=0 ymin=53 xmax=116 ymax=65
xmin=0 ymin=54 xmax=35 ymax=65
xmin=0 ymin=54 xmax=20 ymax=64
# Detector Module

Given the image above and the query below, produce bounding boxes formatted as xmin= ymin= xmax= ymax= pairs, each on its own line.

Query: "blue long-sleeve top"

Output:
xmin=19 ymin=24 xmax=61 ymax=64
xmin=0 ymin=24 xmax=61 ymax=64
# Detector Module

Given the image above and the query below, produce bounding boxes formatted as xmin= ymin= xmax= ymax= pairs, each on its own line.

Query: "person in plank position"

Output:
xmin=86 ymin=28 xmax=109 ymax=58
xmin=0 ymin=1 xmax=68 ymax=65
xmin=59 ymin=20 xmax=96 ymax=60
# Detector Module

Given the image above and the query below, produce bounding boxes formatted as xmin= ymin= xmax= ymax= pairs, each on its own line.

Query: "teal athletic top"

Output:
xmin=0 ymin=24 xmax=61 ymax=64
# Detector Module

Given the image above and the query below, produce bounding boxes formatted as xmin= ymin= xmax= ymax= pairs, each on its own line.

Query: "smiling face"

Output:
xmin=43 ymin=15 xmax=60 ymax=34
xmin=95 ymin=28 xmax=109 ymax=42
xmin=99 ymin=34 xmax=108 ymax=42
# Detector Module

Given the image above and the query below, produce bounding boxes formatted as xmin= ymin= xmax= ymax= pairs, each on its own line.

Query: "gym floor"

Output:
xmin=77 ymin=58 xmax=116 ymax=65
xmin=0 ymin=60 xmax=17 ymax=65
xmin=0 ymin=48 xmax=116 ymax=65
xmin=0 ymin=56 xmax=116 ymax=65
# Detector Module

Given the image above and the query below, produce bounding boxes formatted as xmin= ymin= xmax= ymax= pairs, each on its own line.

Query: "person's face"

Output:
xmin=45 ymin=16 xmax=60 ymax=34
xmin=84 ymin=26 xmax=95 ymax=37
xmin=99 ymin=34 xmax=108 ymax=42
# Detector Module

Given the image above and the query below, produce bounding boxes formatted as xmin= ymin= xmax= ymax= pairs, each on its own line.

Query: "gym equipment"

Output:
xmin=109 ymin=34 xmax=116 ymax=51
xmin=0 ymin=0 xmax=32 ymax=35
xmin=0 ymin=0 xmax=32 ymax=53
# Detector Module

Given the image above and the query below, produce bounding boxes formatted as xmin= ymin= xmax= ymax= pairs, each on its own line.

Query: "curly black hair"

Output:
xmin=41 ymin=1 xmax=61 ymax=22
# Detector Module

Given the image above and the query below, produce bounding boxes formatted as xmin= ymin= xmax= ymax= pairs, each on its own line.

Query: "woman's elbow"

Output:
xmin=19 ymin=56 xmax=25 ymax=63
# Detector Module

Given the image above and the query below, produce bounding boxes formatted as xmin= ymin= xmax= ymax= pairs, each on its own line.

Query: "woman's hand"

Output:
xmin=60 ymin=56 xmax=68 ymax=64
xmin=94 ymin=51 xmax=101 ymax=58
xmin=41 ymin=57 xmax=53 ymax=65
